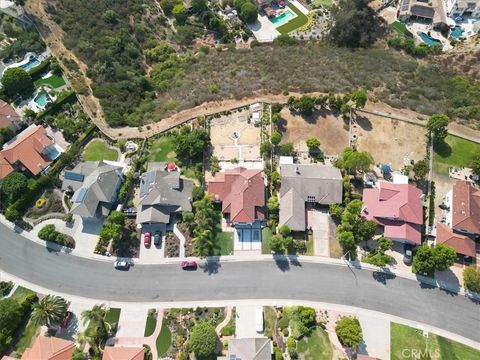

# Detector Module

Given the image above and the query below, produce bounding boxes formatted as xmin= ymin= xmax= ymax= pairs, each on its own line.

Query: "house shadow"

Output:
xmin=202 ymin=257 xmax=221 ymax=275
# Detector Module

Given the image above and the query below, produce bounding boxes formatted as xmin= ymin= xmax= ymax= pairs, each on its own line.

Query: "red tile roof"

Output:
xmin=102 ymin=347 xmax=144 ymax=360
xmin=436 ymin=223 xmax=476 ymax=257
xmin=362 ymin=182 xmax=423 ymax=244
xmin=0 ymin=99 xmax=20 ymax=129
xmin=451 ymin=180 xmax=480 ymax=234
xmin=207 ymin=167 xmax=266 ymax=223
xmin=0 ymin=125 xmax=53 ymax=179
xmin=20 ymin=336 xmax=75 ymax=360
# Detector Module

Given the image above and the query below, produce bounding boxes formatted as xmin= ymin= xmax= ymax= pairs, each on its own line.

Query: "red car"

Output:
xmin=181 ymin=260 xmax=197 ymax=270
xmin=279 ymin=0 xmax=285 ymax=7
xmin=144 ymin=232 xmax=151 ymax=247
xmin=60 ymin=311 xmax=73 ymax=328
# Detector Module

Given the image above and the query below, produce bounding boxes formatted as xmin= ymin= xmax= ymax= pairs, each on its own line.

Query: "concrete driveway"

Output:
xmin=236 ymin=305 xmax=264 ymax=338
xmin=139 ymin=224 xmax=166 ymax=261
xmin=307 ymin=210 xmax=331 ymax=257
xmin=116 ymin=307 xmax=147 ymax=338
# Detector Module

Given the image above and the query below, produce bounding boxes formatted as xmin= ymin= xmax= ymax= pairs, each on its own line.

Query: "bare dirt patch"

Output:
xmin=355 ymin=113 xmax=427 ymax=170
xmin=279 ymin=108 xmax=349 ymax=156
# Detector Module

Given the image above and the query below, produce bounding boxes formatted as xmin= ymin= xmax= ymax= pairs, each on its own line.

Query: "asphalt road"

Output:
xmin=1 ymin=223 xmax=479 ymax=342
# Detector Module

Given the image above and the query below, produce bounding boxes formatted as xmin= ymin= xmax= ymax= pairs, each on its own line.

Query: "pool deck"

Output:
xmin=248 ymin=15 xmax=281 ymax=42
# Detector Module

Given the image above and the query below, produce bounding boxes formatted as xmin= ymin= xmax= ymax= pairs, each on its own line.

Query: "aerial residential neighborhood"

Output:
xmin=0 ymin=0 xmax=480 ymax=360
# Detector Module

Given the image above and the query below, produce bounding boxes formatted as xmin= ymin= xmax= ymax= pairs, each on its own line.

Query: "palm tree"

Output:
xmin=31 ymin=295 xmax=68 ymax=329
xmin=81 ymin=304 xmax=111 ymax=353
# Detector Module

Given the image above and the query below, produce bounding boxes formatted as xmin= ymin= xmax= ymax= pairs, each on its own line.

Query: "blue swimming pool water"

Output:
xmin=418 ymin=32 xmax=442 ymax=47
xmin=451 ymin=26 xmax=463 ymax=38
xmin=34 ymin=92 xmax=50 ymax=107
xmin=20 ymin=57 xmax=41 ymax=71
xmin=270 ymin=9 xmax=295 ymax=26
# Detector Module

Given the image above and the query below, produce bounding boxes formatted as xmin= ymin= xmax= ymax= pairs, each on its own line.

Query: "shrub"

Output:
xmin=0 ymin=281 xmax=13 ymax=297
xmin=38 ymin=224 xmax=65 ymax=245
xmin=335 ymin=316 xmax=363 ymax=349
xmin=463 ymin=265 xmax=480 ymax=293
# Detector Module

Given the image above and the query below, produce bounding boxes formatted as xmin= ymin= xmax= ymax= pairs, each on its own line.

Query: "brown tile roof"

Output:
xmin=451 ymin=180 xmax=480 ymax=234
xmin=0 ymin=125 xmax=53 ymax=179
xmin=20 ymin=336 xmax=75 ymax=360
xmin=102 ymin=347 xmax=144 ymax=360
xmin=0 ymin=99 xmax=20 ymax=128
xmin=436 ymin=223 xmax=476 ymax=257
xmin=207 ymin=167 xmax=266 ymax=223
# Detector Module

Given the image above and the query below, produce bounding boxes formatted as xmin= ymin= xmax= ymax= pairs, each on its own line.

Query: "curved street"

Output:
xmin=0 ymin=223 xmax=479 ymax=342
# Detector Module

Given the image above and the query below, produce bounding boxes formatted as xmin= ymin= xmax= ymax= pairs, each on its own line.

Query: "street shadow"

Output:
xmin=372 ymin=270 xmax=396 ymax=285
xmin=274 ymin=255 xmax=290 ymax=272
xmin=202 ymin=257 xmax=221 ymax=275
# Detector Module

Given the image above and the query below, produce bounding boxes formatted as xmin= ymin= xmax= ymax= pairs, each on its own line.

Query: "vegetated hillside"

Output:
xmin=152 ymin=43 xmax=480 ymax=126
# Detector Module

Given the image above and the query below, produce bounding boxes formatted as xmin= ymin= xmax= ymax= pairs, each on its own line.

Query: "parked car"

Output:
xmin=403 ymin=243 xmax=414 ymax=265
xmin=114 ymin=260 xmax=130 ymax=270
xmin=181 ymin=260 xmax=197 ymax=270
xmin=154 ymin=231 xmax=162 ymax=246
xmin=144 ymin=232 xmax=151 ymax=247
xmin=60 ymin=311 xmax=73 ymax=328
xmin=255 ymin=308 xmax=264 ymax=333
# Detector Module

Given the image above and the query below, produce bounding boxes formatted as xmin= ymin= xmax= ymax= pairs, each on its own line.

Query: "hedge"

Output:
xmin=36 ymin=90 xmax=77 ymax=120
xmin=28 ymin=58 xmax=51 ymax=79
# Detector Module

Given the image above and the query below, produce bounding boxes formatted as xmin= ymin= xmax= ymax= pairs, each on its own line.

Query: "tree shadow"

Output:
xmin=354 ymin=114 xmax=372 ymax=131
xmin=202 ymin=257 xmax=221 ymax=275
xmin=433 ymin=141 xmax=452 ymax=158
xmin=276 ymin=116 xmax=288 ymax=133
xmin=372 ymin=270 xmax=396 ymax=285
xmin=288 ymin=255 xmax=302 ymax=268
xmin=273 ymin=255 xmax=290 ymax=272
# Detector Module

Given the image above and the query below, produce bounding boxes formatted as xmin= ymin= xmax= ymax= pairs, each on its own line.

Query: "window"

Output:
xmin=307 ymin=195 xmax=316 ymax=203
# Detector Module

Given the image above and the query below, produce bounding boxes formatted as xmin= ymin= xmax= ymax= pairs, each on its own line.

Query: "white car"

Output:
xmin=114 ymin=260 xmax=130 ymax=270
xmin=255 ymin=308 xmax=264 ymax=333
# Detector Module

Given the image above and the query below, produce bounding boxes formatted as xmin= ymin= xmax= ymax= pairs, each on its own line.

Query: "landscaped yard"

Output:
xmin=215 ymin=230 xmax=233 ymax=256
xmin=391 ymin=322 xmax=480 ymax=360
xmin=391 ymin=21 xmax=407 ymax=34
xmin=13 ymin=318 xmax=40 ymax=355
xmin=144 ymin=309 xmax=157 ymax=337
xmin=10 ymin=286 xmax=35 ymax=302
xmin=297 ymin=327 xmax=333 ymax=360
xmin=277 ymin=4 xmax=309 ymax=35
xmin=83 ymin=140 xmax=118 ymax=161
xmin=434 ymin=135 xmax=480 ymax=175
xmin=149 ymin=136 xmax=176 ymax=162
xmin=156 ymin=318 xmax=172 ymax=356
xmin=312 ymin=0 xmax=333 ymax=8
xmin=262 ymin=227 xmax=274 ymax=254
xmin=34 ymin=74 xmax=66 ymax=89
xmin=105 ymin=308 xmax=121 ymax=328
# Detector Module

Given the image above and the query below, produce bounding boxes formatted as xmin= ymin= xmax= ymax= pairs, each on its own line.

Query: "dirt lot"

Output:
xmin=354 ymin=113 xmax=427 ymax=170
xmin=209 ymin=109 xmax=261 ymax=161
xmin=279 ymin=108 xmax=349 ymax=156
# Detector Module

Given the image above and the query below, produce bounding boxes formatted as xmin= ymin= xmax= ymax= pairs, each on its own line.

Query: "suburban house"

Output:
xmin=102 ymin=347 xmax=144 ymax=360
xmin=436 ymin=180 xmax=479 ymax=261
xmin=136 ymin=162 xmax=193 ymax=227
xmin=0 ymin=99 xmax=22 ymax=132
xmin=61 ymin=161 xmax=124 ymax=220
xmin=279 ymin=164 xmax=343 ymax=231
xmin=227 ymin=338 xmax=272 ymax=360
xmin=0 ymin=124 xmax=61 ymax=180
xmin=444 ymin=0 xmax=480 ymax=18
xmin=362 ymin=182 xmax=424 ymax=245
xmin=398 ymin=0 xmax=448 ymax=26
xmin=0 ymin=335 xmax=76 ymax=360
xmin=207 ymin=167 xmax=266 ymax=226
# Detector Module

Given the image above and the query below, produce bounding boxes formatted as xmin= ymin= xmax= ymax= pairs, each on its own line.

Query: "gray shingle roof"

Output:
xmin=228 ymin=338 xmax=271 ymax=360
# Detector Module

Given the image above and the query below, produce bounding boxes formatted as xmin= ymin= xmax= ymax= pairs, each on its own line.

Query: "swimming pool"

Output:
xmin=451 ymin=26 xmax=463 ymax=38
xmin=34 ymin=91 xmax=51 ymax=107
xmin=270 ymin=9 xmax=295 ymax=27
xmin=418 ymin=32 xmax=442 ymax=47
xmin=20 ymin=57 xmax=41 ymax=71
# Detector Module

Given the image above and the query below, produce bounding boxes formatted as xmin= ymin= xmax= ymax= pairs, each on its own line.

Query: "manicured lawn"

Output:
xmin=262 ymin=227 xmax=274 ymax=254
xmin=13 ymin=318 xmax=40 ymax=355
xmin=10 ymin=286 xmax=35 ymax=302
xmin=105 ymin=308 xmax=121 ymax=328
xmin=312 ymin=0 xmax=333 ymax=8
xmin=433 ymin=135 xmax=480 ymax=175
xmin=149 ymin=136 xmax=176 ymax=162
xmin=297 ymin=327 xmax=333 ymax=360
xmin=34 ymin=74 xmax=66 ymax=89
xmin=277 ymin=4 xmax=309 ymax=35
xmin=144 ymin=310 xmax=157 ymax=337
xmin=156 ymin=318 xmax=171 ymax=356
xmin=83 ymin=140 xmax=118 ymax=161
xmin=215 ymin=231 xmax=234 ymax=255
xmin=391 ymin=21 xmax=407 ymax=34
xmin=391 ymin=322 xmax=480 ymax=360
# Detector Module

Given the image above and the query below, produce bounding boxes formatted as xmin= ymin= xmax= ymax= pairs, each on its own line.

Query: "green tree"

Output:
xmin=356 ymin=220 xmax=377 ymax=242
xmin=188 ymin=321 xmax=217 ymax=358
xmin=191 ymin=0 xmax=208 ymax=13
xmin=463 ymin=265 xmax=480 ymax=293
xmin=0 ymin=172 xmax=28 ymax=203
xmin=260 ymin=141 xmax=273 ymax=158
xmin=470 ymin=154 xmax=480 ymax=177
xmin=267 ymin=194 xmax=279 ymax=213
xmin=172 ymin=4 xmax=187 ymax=24
xmin=173 ymin=127 xmax=210 ymax=164
xmin=376 ymin=236 xmax=393 ymax=253
xmin=338 ymin=231 xmax=356 ymax=259
xmin=329 ymin=203 xmax=344 ymax=220
xmin=0 ymin=298 xmax=23 ymax=354
xmin=280 ymin=142 xmax=294 ymax=156
xmin=273 ymin=34 xmax=297 ymax=46
xmin=239 ymin=2 xmax=258 ymax=24
xmin=427 ymin=114 xmax=449 ymax=143
xmin=279 ymin=224 xmax=291 ymax=237
xmin=295 ymin=96 xmax=315 ymax=115
xmin=343 ymin=150 xmax=374 ymax=174
xmin=412 ymin=245 xmax=436 ymax=275
xmin=270 ymin=170 xmax=280 ymax=188
xmin=31 ymin=295 xmax=68 ymax=330
xmin=107 ymin=211 xmax=126 ymax=225
xmin=351 ymin=89 xmax=367 ymax=108
xmin=271 ymin=131 xmax=282 ymax=146
xmin=306 ymin=137 xmax=321 ymax=151
xmin=330 ymin=0 xmax=380 ymax=48
xmin=81 ymin=304 xmax=111 ymax=354
xmin=1 ymin=67 xmax=34 ymax=97
xmin=270 ymin=234 xmax=285 ymax=254
xmin=413 ymin=159 xmax=429 ymax=179
xmin=210 ymin=156 xmax=220 ymax=176
xmin=335 ymin=316 xmax=363 ymax=349
xmin=431 ymin=243 xmax=456 ymax=271
xmin=160 ymin=0 xmax=178 ymax=15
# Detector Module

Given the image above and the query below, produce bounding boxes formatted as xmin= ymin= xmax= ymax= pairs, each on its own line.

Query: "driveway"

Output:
xmin=236 ymin=306 xmax=263 ymax=338
xmin=357 ymin=313 xmax=391 ymax=360
xmin=307 ymin=209 xmax=331 ymax=257
xmin=138 ymin=224 xmax=166 ymax=261
xmin=116 ymin=307 xmax=147 ymax=338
